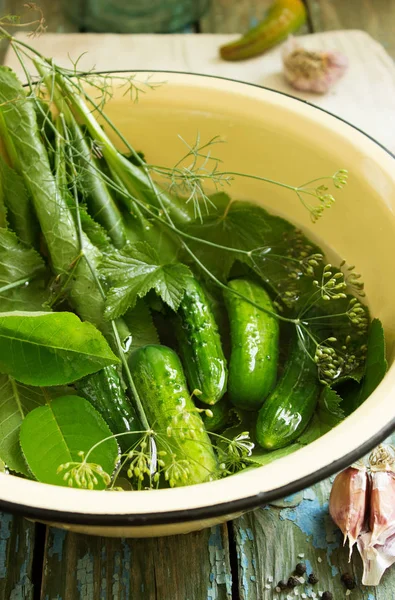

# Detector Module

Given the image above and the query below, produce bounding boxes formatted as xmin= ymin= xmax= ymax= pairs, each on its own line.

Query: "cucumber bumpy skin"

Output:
xmin=224 ymin=278 xmax=279 ymax=410
xmin=129 ymin=344 xmax=218 ymax=486
xmin=75 ymin=365 xmax=141 ymax=453
xmin=256 ymin=336 xmax=321 ymax=449
xmin=175 ymin=277 xmax=228 ymax=406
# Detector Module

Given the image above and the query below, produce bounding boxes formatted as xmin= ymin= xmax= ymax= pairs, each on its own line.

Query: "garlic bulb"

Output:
xmin=329 ymin=465 xmax=368 ymax=559
xmin=330 ymin=445 xmax=395 ymax=586
xmin=282 ymin=38 xmax=348 ymax=94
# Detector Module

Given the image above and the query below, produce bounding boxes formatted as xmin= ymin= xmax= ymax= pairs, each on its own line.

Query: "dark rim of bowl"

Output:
xmin=7 ymin=70 xmax=393 ymax=528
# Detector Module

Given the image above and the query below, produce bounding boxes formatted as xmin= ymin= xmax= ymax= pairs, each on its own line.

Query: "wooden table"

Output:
xmin=1 ymin=2 xmax=395 ymax=599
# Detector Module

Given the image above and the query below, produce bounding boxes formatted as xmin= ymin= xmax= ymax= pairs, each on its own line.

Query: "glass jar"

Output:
xmin=63 ymin=0 xmax=211 ymax=33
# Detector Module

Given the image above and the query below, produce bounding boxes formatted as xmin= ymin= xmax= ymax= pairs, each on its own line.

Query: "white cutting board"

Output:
xmin=5 ymin=31 xmax=395 ymax=153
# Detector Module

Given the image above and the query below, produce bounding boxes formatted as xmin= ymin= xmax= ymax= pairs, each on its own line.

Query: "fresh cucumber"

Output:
xmin=224 ymin=278 xmax=279 ymax=410
xmin=129 ymin=345 xmax=218 ymax=486
xmin=256 ymin=336 xmax=321 ymax=449
xmin=175 ymin=277 xmax=227 ymax=405
xmin=75 ymin=366 xmax=141 ymax=453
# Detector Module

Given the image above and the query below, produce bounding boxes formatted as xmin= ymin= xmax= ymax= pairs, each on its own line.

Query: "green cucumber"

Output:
xmin=256 ymin=336 xmax=321 ymax=449
xmin=175 ymin=277 xmax=227 ymax=405
xmin=224 ymin=278 xmax=279 ymax=410
xmin=129 ymin=345 xmax=218 ymax=486
xmin=75 ymin=366 xmax=141 ymax=453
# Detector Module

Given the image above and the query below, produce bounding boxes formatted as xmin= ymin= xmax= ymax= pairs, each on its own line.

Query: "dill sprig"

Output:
xmin=57 ymin=450 xmax=112 ymax=489
xmin=58 ymin=425 xmax=256 ymax=490
xmin=0 ymin=26 xmax=369 ymax=392
xmin=0 ymin=3 xmax=46 ymax=38
xmin=146 ymin=134 xmax=348 ymax=223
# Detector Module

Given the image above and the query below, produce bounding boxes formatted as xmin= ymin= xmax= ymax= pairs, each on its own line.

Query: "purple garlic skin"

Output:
xmin=356 ymin=447 xmax=395 ymax=586
xmin=282 ymin=38 xmax=348 ymax=94
xmin=369 ymin=470 xmax=395 ymax=545
xmin=329 ymin=466 xmax=368 ymax=560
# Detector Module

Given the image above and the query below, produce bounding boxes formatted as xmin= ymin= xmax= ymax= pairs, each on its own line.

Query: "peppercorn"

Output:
xmin=295 ymin=562 xmax=306 ymax=576
xmin=287 ymin=576 xmax=300 ymax=588
xmin=277 ymin=580 xmax=288 ymax=591
xmin=321 ymin=593 xmax=333 ymax=600
xmin=308 ymin=573 xmax=319 ymax=585
xmin=341 ymin=572 xmax=356 ymax=590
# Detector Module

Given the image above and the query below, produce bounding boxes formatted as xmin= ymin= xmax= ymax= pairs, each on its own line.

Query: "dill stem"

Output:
xmin=0 ymin=276 xmax=31 ymax=294
xmin=305 ymin=312 xmax=348 ymax=323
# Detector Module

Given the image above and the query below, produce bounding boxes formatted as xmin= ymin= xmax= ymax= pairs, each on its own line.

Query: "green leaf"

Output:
xmin=122 ymin=300 xmax=159 ymax=353
xmin=0 ymin=175 xmax=7 ymax=229
xmin=102 ymin=242 xmax=192 ymax=319
xmin=0 ymin=67 xmax=80 ymax=275
xmin=184 ymin=197 xmax=272 ymax=279
xmin=123 ymin=206 xmax=179 ymax=264
xmin=0 ymin=311 xmax=120 ymax=386
xmin=355 ymin=318 xmax=387 ymax=399
xmin=0 ymin=156 xmax=38 ymax=246
xmin=317 ymin=387 xmax=345 ymax=429
xmin=297 ymin=387 xmax=345 ymax=446
xmin=0 ymin=228 xmax=47 ymax=312
xmin=0 ymin=375 xmax=73 ymax=476
xmin=79 ymin=205 xmax=114 ymax=252
xmin=19 ymin=395 xmax=118 ymax=488
xmin=341 ymin=318 xmax=387 ymax=415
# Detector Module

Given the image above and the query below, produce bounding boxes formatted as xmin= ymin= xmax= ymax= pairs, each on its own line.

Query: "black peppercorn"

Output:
xmin=322 ymin=593 xmax=333 ymax=600
xmin=287 ymin=576 xmax=300 ymax=588
xmin=295 ymin=562 xmax=306 ymax=576
xmin=341 ymin=572 xmax=356 ymax=590
xmin=277 ymin=580 xmax=288 ymax=591
xmin=308 ymin=573 xmax=319 ymax=585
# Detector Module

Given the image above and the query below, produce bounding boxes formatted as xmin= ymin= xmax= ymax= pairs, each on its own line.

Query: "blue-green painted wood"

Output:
xmin=0 ymin=513 xmax=35 ymax=599
xmin=41 ymin=524 xmax=232 ymax=599
xmin=232 ymin=435 xmax=395 ymax=599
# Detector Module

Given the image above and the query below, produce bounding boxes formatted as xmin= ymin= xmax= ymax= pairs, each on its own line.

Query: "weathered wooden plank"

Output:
xmin=306 ymin=0 xmax=395 ymax=59
xmin=0 ymin=513 xmax=36 ymax=599
xmin=233 ymin=438 xmax=395 ymax=599
xmin=41 ymin=524 xmax=232 ymax=600
xmin=200 ymin=0 xmax=310 ymax=34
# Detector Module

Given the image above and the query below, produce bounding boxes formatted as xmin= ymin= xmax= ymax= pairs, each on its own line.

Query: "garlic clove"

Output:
xmin=282 ymin=37 xmax=348 ymax=94
xmin=329 ymin=465 xmax=368 ymax=560
xmin=357 ymin=529 xmax=395 ymax=586
xmin=369 ymin=470 xmax=395 ymax=545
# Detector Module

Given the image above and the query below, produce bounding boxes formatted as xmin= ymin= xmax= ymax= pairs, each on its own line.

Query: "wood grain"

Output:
xmin=41 ymin=524 xmax=232 ymax=599
xmin=306 ymin=0 xmax=395 ymax=58
xmin=0 ymin=514 xmax=36 ymax=599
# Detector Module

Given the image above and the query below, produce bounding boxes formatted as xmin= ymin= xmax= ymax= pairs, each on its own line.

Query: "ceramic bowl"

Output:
xmin=1 ymin=72 xmax=394 ymax=537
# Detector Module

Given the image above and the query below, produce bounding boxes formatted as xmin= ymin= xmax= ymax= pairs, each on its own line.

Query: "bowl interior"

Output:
xmin=1 ymin=72 xmax=395 ymax=524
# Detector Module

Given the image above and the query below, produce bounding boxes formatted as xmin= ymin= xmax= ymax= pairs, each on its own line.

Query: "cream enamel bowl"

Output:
xmin=2 ymin=72 xmax=395 ymax=538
